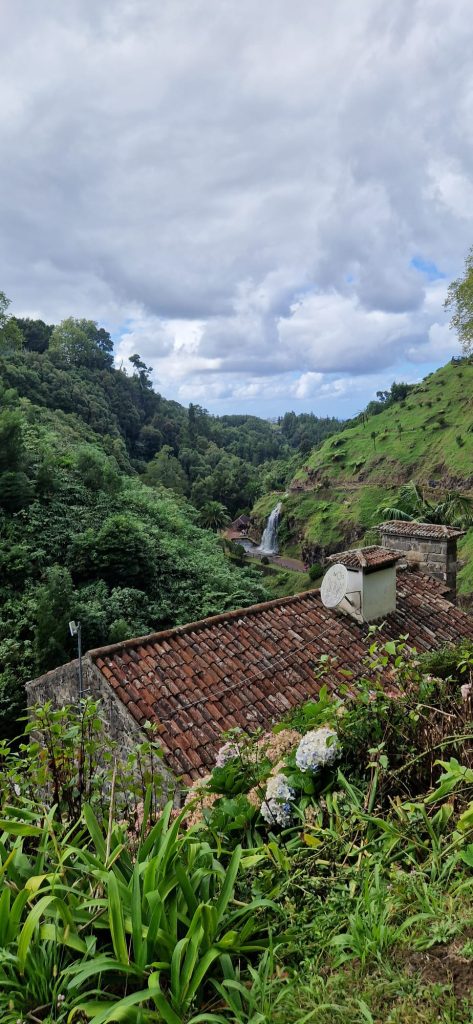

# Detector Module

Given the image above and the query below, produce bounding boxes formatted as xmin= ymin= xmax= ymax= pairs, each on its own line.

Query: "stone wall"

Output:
xmin=26 ymin=655 xmax=176 ymax=802
xmin=380 ymin=533 xmax=458 ymax=602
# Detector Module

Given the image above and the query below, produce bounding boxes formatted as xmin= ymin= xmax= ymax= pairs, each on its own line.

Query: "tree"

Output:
xmin=49 ymin=318 xmax=114 ymax=369
xmin=70 ymin=513 xmax=157 ymax=590
xmin=13 ymin=316 xmax=53 ymax=353
xmin=445 ymin=246 xmax=473 ymax=355
xmin=144 ymin=445 xmax=188 ymax=495
xmin=374 ymin=482 xmax=473 ymax=529
xmin=33 ymin=565 xmax=74 ymax=672
xmin=199 ymin=501 xmax=230 ymax=531
xmin=129 ymin=353 xmax=153 ymax=389
xmin=0 ymin=291 xmax=23 ymax=355
xmin=0 ymin=409 xmax=34 ymax=510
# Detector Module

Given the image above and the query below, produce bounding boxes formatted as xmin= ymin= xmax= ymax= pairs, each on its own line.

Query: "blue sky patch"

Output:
xmin=410 ymin=256 xmax=446 ymax=280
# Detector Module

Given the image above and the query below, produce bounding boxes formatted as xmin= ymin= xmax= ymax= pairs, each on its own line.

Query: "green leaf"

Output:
xmin=107 ymin=871 xmax=129 ymax=965
xmin=18 ymin=893 xmax=73 ymax=970
xmin=66 ymin=956 xmax=141 ymax=990
xmin=131 ymin=860 xmax=145 ymax=970
xmin=83 ymin=804 xmax=107 ymax=860
xmin=0 ymin=819 xmax=43 ymax=836
xmin=460 ymin=844 xmax=473 ymax=868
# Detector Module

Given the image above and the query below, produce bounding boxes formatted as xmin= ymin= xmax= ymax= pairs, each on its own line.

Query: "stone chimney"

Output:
xmin=379 ymin=521 xmax=465 ymax=603
xmin=324 ymin=546 xmax=402 ymax=623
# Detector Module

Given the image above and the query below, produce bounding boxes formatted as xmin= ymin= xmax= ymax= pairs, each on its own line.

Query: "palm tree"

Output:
xmin=374 ymin=482 xmax=425 ymax=523
xmin=199 ymin=501 xmax=231 ymax=531
xmin=374 ymin=483 xmax=473 ymax=530
xmin=430 ymin=492 xmax=473 ymax=528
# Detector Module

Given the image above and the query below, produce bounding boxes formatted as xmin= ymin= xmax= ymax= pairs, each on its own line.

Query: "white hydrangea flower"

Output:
xmin=260 ymin=773 xmax=294 ymax=826
xmin=295 ymin=727 xmax=339 ymax=773
xmin=215 ymin=740 xmax=241 ymax=767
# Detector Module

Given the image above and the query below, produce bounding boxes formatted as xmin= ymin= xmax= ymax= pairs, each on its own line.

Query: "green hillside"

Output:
xmin=0 ymin=371 xmax=269 ymax=738
xmin=253 ymin=360 xmax=473 ymax=593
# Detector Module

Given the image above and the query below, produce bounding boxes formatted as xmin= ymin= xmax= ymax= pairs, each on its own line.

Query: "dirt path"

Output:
xmin=245 ymin=550 xmax=306 ymax=572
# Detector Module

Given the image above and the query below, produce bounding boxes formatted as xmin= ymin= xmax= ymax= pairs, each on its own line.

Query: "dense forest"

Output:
xmin=0 ymin=294 xmax=342 ymax=736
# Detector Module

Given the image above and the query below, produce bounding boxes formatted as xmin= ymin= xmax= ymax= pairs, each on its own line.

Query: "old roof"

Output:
xmin=89 ymin=571 xmax=473 ymax=784
xmin=326 ymin=546 xmax=402 ymax=570
xmin=379 ymin=520 xmax=466 ymax=540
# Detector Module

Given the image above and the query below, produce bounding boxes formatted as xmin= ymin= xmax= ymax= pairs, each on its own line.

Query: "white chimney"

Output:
xmin=321 ymin=547 xmax=401 ymax=623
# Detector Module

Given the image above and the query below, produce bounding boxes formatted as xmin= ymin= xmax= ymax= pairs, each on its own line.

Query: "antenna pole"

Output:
xmin=77 ymin=622 xmax=83 ymax=701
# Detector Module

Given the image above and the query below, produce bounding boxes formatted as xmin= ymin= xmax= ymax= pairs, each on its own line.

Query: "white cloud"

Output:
xmin=0 ymin=0 xmax=471 ymax=414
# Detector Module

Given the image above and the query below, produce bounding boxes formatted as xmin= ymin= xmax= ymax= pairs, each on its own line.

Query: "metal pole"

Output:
xmin=77 ymin=622 xmax=83 ymax=700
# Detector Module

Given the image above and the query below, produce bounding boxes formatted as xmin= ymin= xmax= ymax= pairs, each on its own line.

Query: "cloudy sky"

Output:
xmin=1 ymin=0 xmax=473 ymax=417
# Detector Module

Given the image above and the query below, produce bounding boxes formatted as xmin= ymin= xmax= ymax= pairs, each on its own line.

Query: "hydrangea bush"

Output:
xmin=184 ymin=719 xmax=341 ymax=834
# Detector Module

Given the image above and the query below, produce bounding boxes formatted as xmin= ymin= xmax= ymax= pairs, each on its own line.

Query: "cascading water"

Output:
xmin=259 ymin=502 xmax=282 ymax=554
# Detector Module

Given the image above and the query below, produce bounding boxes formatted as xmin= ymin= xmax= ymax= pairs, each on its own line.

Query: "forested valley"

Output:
xmin=0 ymin=295 xmax=341 ymax=736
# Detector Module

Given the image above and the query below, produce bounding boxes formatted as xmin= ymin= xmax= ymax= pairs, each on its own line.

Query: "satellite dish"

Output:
xmin=321 ymin=563 xmax=349 ymax=609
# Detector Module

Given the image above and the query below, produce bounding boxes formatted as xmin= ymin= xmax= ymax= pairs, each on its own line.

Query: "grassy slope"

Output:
xmin=298 ymin=360 xmax=473 ymax=488
xmin=253 ymin=362 xmax=473 ymax=592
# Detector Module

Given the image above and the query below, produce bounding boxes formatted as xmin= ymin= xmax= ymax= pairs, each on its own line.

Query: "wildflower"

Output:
xmin=295 ymin=727 xmax=339 ymax=773
xmin=183 ymin=774 xmax=219 ymax=828
xmin=262 ymin=729 xmax=300 ymax=764
xmin=215 ymin=739 xmax=242 ymax=767
xmin=247 ymin=784 xmax=264 ymax=808
xmin=260 ymin=773 xmax=294 ymax=827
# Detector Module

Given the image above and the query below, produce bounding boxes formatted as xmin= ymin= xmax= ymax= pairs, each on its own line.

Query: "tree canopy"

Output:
xmin=445 ymin=245 xmax=473 ymax=355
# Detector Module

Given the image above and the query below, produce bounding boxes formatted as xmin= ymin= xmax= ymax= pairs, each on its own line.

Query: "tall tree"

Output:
xmin=0 ymin=291 xmax=23 ymax=355
xmin=49 ymin=318 xmax=114 ymax=369
xmin=13 ymin=316 xmax=53 ymax=353
xmin=445 ymin=246 xmax=473 ymax=355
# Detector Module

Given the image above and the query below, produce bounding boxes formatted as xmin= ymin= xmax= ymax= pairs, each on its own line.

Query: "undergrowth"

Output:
xmin=1 ymin=637 xmax=473 ymax=1022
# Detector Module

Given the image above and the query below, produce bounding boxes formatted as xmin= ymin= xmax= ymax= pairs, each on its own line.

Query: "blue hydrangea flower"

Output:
xmin=260 ymin=773 xmax=295 ymax=826
xmin=295 ymin=727 xmax=339 ymax=773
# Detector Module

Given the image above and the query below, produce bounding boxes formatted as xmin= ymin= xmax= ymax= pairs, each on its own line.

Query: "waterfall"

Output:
xmin=259 ymin=502 xmax=282 ymax=554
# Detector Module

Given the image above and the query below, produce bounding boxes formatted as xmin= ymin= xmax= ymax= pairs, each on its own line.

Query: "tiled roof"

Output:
xmin=89 ymin=572 xmax=473 ymax=784
xmin=88 ymin=577 xmax=473 ymax=782
xmin=379 ymin=521 xmax=465 ymax=540
xmin=326 ymin=546 xmax=402 ymax=570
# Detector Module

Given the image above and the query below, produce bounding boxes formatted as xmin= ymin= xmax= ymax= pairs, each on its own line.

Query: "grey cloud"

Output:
xmin=0 ymin=0 xmax=472 ymax=413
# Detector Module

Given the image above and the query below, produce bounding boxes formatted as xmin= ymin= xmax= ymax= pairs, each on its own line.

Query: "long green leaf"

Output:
xmin=131 ymin=860 xmax=145 ymax=970
xmin=107 ymin=870 xmax=129 ymax=965
xmin=66 ymin=955 xmax=141 ymax=990
xmin=83 ymin=804 xmax=107 ymax=859
xmin=215 ymin=845 xmax=241 ymax=925
xmin=175 ymin=861 xmax=199 ymax=916
xmin=0 ymin=819 xmax=43 ymax=836
xmin=170 ymin=936 xmax=188 ymax=1001
xmin=18 ymin=893 xmax=73 ymax=970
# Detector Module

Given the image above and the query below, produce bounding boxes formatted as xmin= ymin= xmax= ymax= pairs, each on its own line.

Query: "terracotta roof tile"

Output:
xmin=379 ymin=521 xmax=465 ymax=540
xmin=88 ymin=573 xmax=473 ymax=784
xmin=327 ymin=546 xmax=402 ymax=570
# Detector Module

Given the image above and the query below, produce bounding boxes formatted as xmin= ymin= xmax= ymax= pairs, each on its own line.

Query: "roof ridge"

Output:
xmin=379 ymin=519 xmax=465 ymax=537
xmin=88 ymin=587 xmax=321 ymax=660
